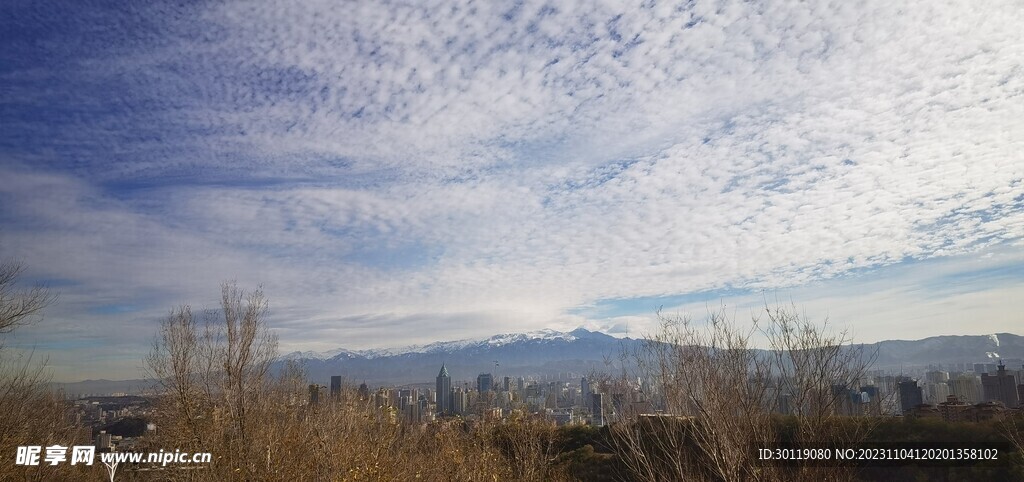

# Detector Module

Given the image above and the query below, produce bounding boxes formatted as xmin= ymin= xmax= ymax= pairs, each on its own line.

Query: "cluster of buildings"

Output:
xmin=69 ymin=396 xmax=154 ymax=452
xmin=898 ymin=360 xmax=1023 ymax=422
xmin=810 ymin=360 xmax=1024 ymax=421
xmin=72 ymin=395 xmax=151 ymax=426
xmin=309 ymin=365 xmax=633 ymax=427
xmin=309 ymin=359 xmax=1024 ymax=427
xmin=433 ymin=364 xmax=619 ymax=426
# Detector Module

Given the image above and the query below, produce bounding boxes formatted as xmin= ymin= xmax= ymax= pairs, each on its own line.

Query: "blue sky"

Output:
xmin=1 ymin=0 xmax=1022 ymax=381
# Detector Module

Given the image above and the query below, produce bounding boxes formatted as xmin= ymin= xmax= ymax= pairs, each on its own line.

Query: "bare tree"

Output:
xmin=612 ymin=305 xmax=877 ymax=482
xmin=491 ymin=411 xmax=564 ymax=481
xmin=217 ymin=283 xmax=277 ymax=453
xmin=0 ymin=260 xmax=56 ymax=334
xmin=145 ymin=306 xmax=205 ymax=448
xmin=612 ymin=308 xmax=776 ymax=481
xmin=760 ymin=304 xmax=871 ymax=417
xmin=143 ymin=283 xmax=572 ymax=481
xmin=1001 ymin=413 xmax=1024 ymax=472
xmin=146 ymin=282 xmax=279 ymax=478
xmin=759 ymin=303 xmax=879 ymax=481
xmin=0 ymin=260 xmax=84 ymax=481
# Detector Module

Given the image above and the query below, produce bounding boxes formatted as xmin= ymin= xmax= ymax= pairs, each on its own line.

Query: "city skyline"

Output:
xmin=310 ymin=358 xmax=1024 ymax=424
xmin=2 ymin=0 xmax=1023 ymax=382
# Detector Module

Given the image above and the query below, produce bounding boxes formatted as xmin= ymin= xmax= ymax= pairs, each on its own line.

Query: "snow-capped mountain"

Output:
xmin=275 ymin=329 xmax=1024 ymax=387
xmin=275 ymin=327 xmax=634 ymax=385
xmin=282 ymin=327 xmax=600 ymax=361
xmin=280 ymin=347 xmax=365 ymax=361
xmin=54 ymin=331 xmax=1024 ymax=394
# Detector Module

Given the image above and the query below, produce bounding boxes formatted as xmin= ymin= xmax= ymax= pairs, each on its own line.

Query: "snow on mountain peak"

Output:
xmin=282 ymin=347 xmax=361 ymax=361
xmin=282 ymin=328 xmax=595 ymax=360
xmin=485 ymin=328 xmax=578 ymax=346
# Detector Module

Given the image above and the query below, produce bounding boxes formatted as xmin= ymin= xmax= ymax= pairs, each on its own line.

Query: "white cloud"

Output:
xmin=1 ymin=0 xmax=1023 ymax=380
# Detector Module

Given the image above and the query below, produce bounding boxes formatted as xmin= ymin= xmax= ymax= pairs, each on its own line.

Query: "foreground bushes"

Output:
xmin=137 ymin=283 xmax=573 ymax=481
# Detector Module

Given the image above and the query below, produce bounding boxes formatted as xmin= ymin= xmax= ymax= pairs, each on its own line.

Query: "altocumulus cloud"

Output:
xmin=0 ymin=0 xmax=1022 ymax=380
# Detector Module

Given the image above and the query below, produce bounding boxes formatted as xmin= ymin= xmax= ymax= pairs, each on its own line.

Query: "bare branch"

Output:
xmin=0 ymin=260 xmax=57 ymax=334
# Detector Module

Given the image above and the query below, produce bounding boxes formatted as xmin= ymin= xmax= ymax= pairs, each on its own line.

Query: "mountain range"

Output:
xmin=54 ymin=329 xmax=1024 ymax=395
xmin=280 ymin=328 xmax=638 ymax=386
xmin=279 ymin=329 xmax=1024 ymax=387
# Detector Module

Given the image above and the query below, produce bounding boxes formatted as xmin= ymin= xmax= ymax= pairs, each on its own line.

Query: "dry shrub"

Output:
xmin=611 ymin=305 xmax=876 ymax=482
xmin=139 ymin=283 xmax=568 ymax=481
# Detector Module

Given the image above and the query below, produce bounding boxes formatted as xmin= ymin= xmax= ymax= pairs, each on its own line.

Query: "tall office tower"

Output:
xmin=581 ymin=377 xmax=591 ymax=404
xmin=611 ymin=393 xmax=625 ymax=422
xmin=503 ymin=376 xmax=511 ymax=392
xmin=477 ymin=373 xmax=494 ymax=393
xmin=925 ymin=371 xmax=950 ymax=384
xmin=403 ymin=398 xmax=421 ymax=424
xmin=330 ymin=375 xmax=342 ymax=401
xmin=453 ymin=387 xmax=468 ymax=415
xmin=860 ymin=385 xmax=881 ymax=415
xmin=436 ymin=364 xmax=452 ymax=416
xmin=949 ymin=375 xmax=983 ymax=404
xmin=591 ymin=392 xmax=605 ymax=427
xmin=95 ymin=431 xmax=112 ymax=451
xmin=924 ymin=382 xmax=951 ymax=405
xmin=898 ymin=380 xmax=923 ymax=413
xmin=981 ymin=361 xmax=1020 ymax=408
xmin=398 ymin=389 xmax=413 ymax=410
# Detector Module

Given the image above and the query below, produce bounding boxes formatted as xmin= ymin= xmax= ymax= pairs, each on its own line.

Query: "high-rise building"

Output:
xmin=330 ymin=376 xmax=342 ymax=401
xmin=398 ymin=389 xmax=413 ymax=410
xmin=453 ymin=387 xmax=468 ymax=415
xmin=503 ymin=376 xmax=511 ymax=392
xmin=923 ymin=382 xmax=951 ymax=405
xmin=477 ymin=373 xmax=494 ymax=393
xmin=860 ymin=385 xmax=881 ymax=415
xmin=611 ymin=393 xmax=625 ymax=422
xmin=898 ymin=380 xmax=922 ymax=414
xmin=409 ymin=401 xmax=420 ymax=423
xmin=436 ymin=364 xmax=452 ymax=416
xmin=925 ymin=371 xmax=949 ymax=384
xmin=949 ymin=375 xmax=983 ymax=404
xmin=981 ymin=361 xmax=1020 ymax=408
xmin=591 ymin=393 xmax=605 ymax=427
xmin=832 ymin=384 xmax=862 ymax=416
xmin=95 ymin=430 xmax=112 ymax=452
xmin=581 ymin=377 xmax=591 ymax=405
